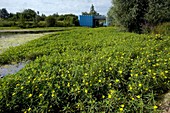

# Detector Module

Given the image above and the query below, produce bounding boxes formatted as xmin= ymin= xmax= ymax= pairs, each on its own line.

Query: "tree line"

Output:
xmin=108 ymin=0 xmax=170 ymax=33
xmin=0 ymin=8 xmax=79 ymax=28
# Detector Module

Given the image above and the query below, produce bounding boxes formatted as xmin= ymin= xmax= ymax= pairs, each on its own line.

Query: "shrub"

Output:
xmin=0 ymin=20 xmax=16 ymax=27
xmin=38 ymin=21 xmax=46 ymax=27
xmin=152 ymin=22 xmax=170 ymax=36
xmin=45 ymin=16 xmax=56 ymax=27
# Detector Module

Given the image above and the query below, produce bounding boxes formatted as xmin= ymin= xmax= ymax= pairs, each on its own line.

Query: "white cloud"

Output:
xmin=0 ymin=0 xmax=112 ymax=15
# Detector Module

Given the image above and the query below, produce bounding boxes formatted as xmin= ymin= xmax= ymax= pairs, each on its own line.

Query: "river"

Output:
xmin=0 ymin=32 xmax=52 ymax=77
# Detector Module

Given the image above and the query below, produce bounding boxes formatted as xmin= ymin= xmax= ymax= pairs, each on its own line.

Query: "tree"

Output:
xmin=145 ymin=0 xmax=170 ymax=25
xmin=39 ymin=14 xmax=46 ymax=21
xmin=22 ymin=9 xmax=36 ymax=21
xmin=89 ymin=4 xmax=98 ymax=15
xmin=18 ymin=13 xmax=26 ymax=28
xmin=108 ymin=0 xmax=170 ymax=33
xmin=33 ymin=11 xmax=40 ymax=27
xmin=0 ymin=8 xmax=9 ymax=19
xmin=82 ymin=4 xmax=99 ymax=16
xmin=45 ymin=16 xmax=56 ymax=27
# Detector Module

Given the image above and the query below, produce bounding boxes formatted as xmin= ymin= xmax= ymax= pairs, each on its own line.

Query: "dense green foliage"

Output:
xmin=108 ymin=0 xmax=170 ymax=33
xmin=0 ymin=28 xmax=170 ymax=112
xmin=0 ymin=8 xmax=79 ymax=28
xmin=0 ymin=8 xmax=10 ymax=19
xmin=152 ymin=22 xmax=170 ymax=36
xmin=45 ymin=16 xmax=56 ymax=27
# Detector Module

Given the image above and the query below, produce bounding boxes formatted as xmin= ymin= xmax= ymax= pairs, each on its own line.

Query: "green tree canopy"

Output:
xmin=45 ymin=16 xmax=56 ymax=27
xmin=0 ymin=8 xmax=9 ymax=19
xmin=108 ymin=0 xmax=170 ymax=33
xmin=22 ymin=9 xmax=37 ymax=21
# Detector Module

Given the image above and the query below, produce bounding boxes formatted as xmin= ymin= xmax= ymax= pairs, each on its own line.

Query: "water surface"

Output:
xmin=0 ymin=61 xmax=28 ymax=78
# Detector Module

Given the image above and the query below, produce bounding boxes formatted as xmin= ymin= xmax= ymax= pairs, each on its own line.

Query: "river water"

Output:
xmin=0 ymin=32 xmax=51 ymax=78
xmin=0 ymin=33 xmax=51 ymax=53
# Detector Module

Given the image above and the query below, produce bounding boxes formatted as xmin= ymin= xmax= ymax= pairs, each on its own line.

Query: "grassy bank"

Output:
xmin=0 ymin=27 xmax=73 ymax=34
xmin=0 ymin=27 xmax=169 ymax=112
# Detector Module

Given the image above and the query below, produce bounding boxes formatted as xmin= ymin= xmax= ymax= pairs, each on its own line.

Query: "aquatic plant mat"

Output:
xmin=0 ymin=27 xmax=169 ymax=112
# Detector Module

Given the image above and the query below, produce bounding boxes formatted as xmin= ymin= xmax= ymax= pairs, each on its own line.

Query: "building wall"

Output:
xmin=78 ymin=15 xmax=94 ymax=27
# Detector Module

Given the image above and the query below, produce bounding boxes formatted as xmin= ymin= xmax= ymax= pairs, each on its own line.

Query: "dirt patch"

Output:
xmin=159 ymin=92 xmax=170 ymax=113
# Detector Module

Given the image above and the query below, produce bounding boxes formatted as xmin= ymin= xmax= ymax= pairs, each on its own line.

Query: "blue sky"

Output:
xmin=0 ymin=0 xmax=112 ymax=16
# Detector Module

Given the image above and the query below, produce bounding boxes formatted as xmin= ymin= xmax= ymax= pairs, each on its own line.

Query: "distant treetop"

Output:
xmin=82 ymin=4 xmax=99 ymax=16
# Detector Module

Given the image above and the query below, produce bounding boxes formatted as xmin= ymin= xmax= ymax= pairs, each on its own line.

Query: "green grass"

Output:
xmin=0 ymin=27 xmax=21 ymax=30
xmin=0 ymin=27 xmax=74 ymax=31
xmin=0 ymin=27 xmax=169 ymax=112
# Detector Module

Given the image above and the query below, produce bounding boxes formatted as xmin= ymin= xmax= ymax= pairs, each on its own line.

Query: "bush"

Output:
xmin=45 ymin=16 xmax=56 ymax=27
xmin=152 ymin=22 xmax=170 ymax=36
xmin=0 ymin=20 xmax=16 ymax=27
xmin=38 ymin=21 xmax=46 ymax=27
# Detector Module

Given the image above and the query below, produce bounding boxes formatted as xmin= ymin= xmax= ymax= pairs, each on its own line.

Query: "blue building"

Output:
xmin=78 ymin=15 xmax=107 ymax=27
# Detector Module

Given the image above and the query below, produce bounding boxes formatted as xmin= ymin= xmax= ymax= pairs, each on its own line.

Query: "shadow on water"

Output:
xmin=0 ymin=61 xmax=29 ymax=78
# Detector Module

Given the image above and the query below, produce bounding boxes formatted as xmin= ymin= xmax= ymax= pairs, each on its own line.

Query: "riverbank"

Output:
xmin=0 ymin=27 xmax=71 ymax=34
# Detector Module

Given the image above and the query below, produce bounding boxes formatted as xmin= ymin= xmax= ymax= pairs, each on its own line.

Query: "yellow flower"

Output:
xmin=148 ymin=69 xmax=152 ymax=73
xmin=132 ymin=97 xmax=135 ymax=100
xmin=119 ymin=107 xmax=123 ymax=111
xmin=52 ymin=93 xmax=55 ymax=97
xmin=28 ymin=108 xmax=31 ymax=112
xmin=102 ymin=95 xmax=105 ymax=99
xmin=119 ymin=70 xmax=123 ymax=74
xmin=21 ymin=86 xmax=24 ymax=90
xmin=84 ymin=73 xmax=88 ymax=76
xmin=67 ymin=83 xmax=70 ymax=87
xmin=39 ymin=94 xmax=43 ymax=97
xmin=12 ymin=93 xmax=16 ymax=96
xmin=165 ymin=71 xmax=168 ymax=73
xmin=152 ymin=76 xmax=156 ymax=79
xmin=108 ymin=94 xmax=112 ymax=99
xmin=24 ymin=111 xmax=27 ymax=113
xmin=85 ymin=82 xmax=88 ymax=85
xmin=135 ymin=74 xmax=138 ymax=77
xmin=98 ymin=80 xmax=101 ymax=83
xmin=164 ymin=76 xmax=167 ymax=79
xmin=136 ymin=95 xmax=140 ymax=99
xmin=28 ymin=94 xmax=32 ymax=98
xmin=145 ymin=88 xmax=148 ymax=91
xmin=109 ymin=89 xmax=115 ymax=94
xmin=121 ymin=104 xmax=125 ymax=108
xmin=129 ymin=86 xmax=133 ymax=90
xmin=16 ymin=84 xmax=20 ymax=87
xmin=109 ymin=67 xmax=112 ymax=70
xmin=85 ymin=89 xmax=88 ymax=93
xmin=115 ymin=79 xmax=120 ymax=83
xmin=57 ymin=85 xmax=60 ymax=89
xmin=138 ymin=83 xmax=142 ymax=87
xmin=153 ymin=105 xmax=158 ymax=109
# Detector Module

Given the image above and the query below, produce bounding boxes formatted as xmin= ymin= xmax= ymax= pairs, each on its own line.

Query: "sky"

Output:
xmin=0 ymin=0 xmax=112 ymax=16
